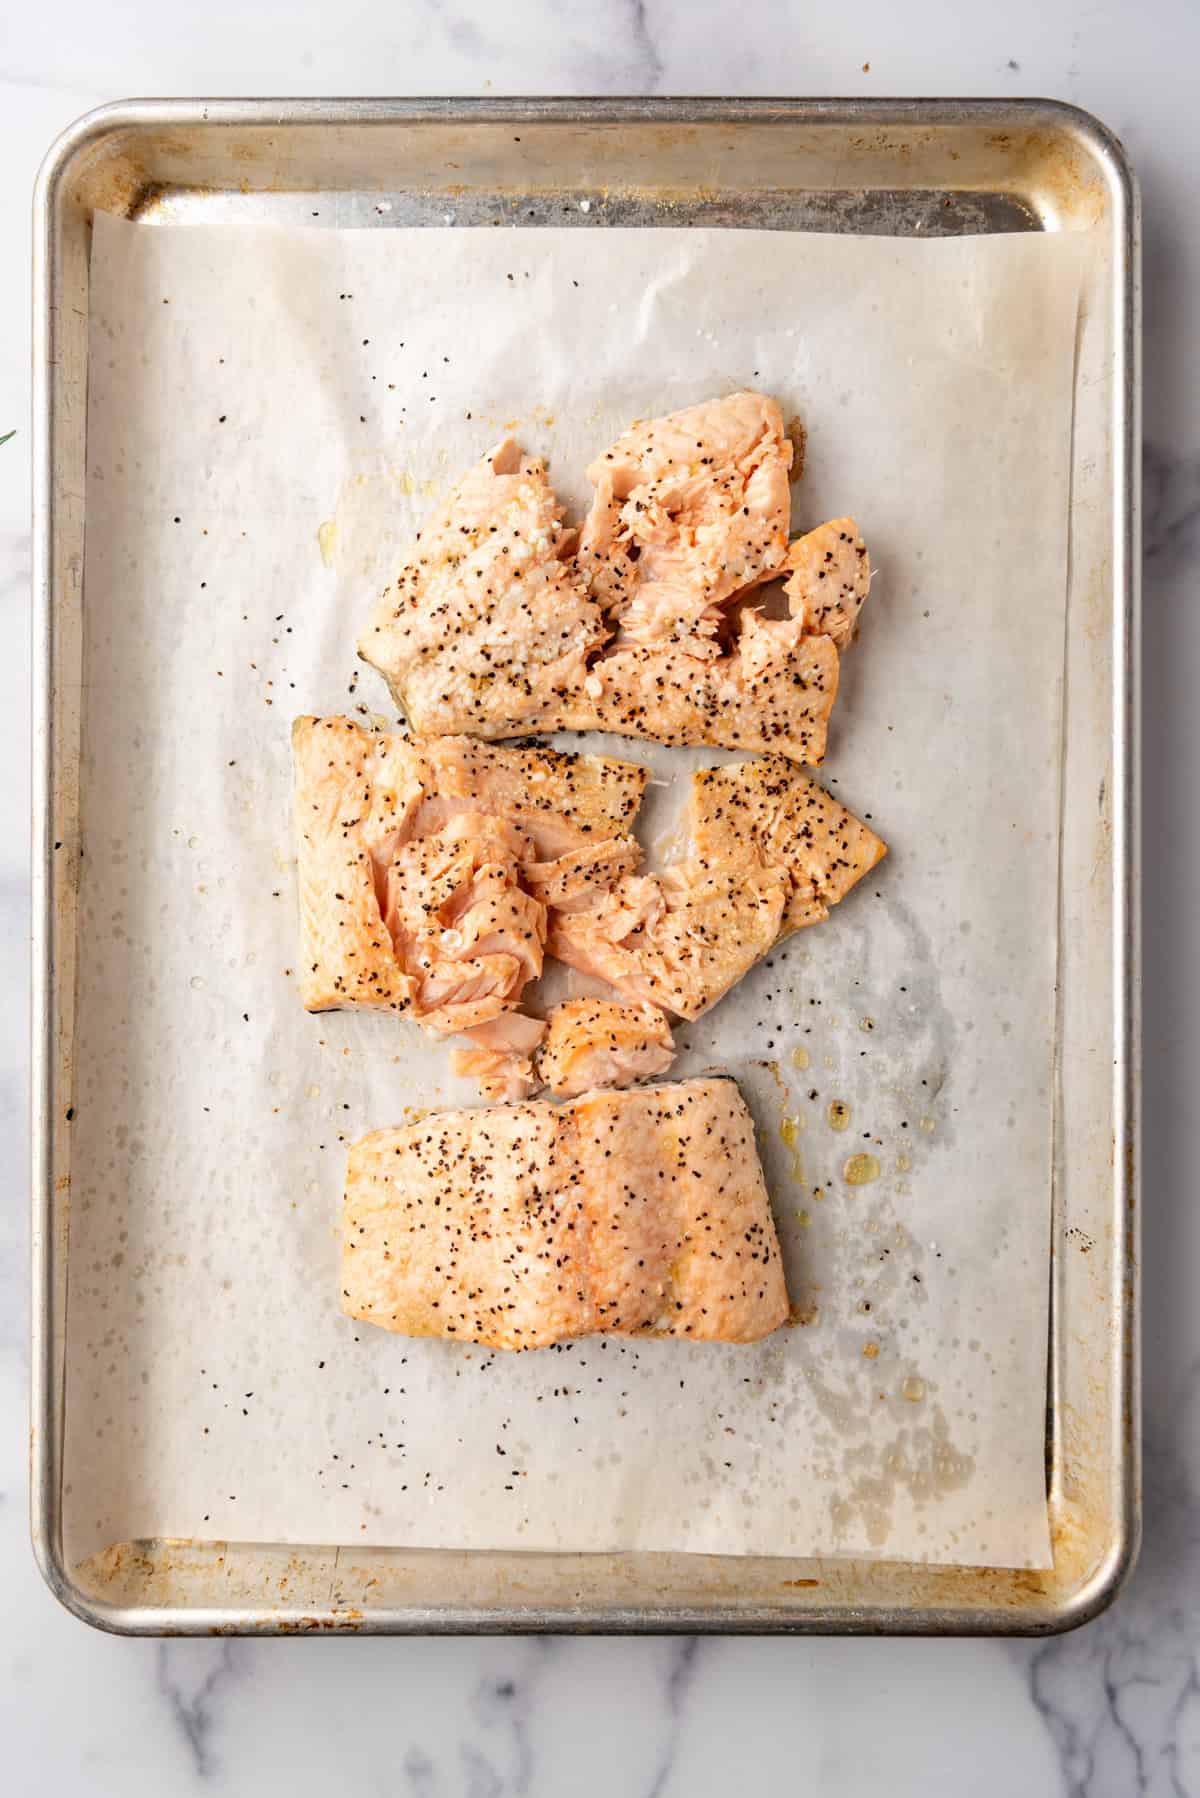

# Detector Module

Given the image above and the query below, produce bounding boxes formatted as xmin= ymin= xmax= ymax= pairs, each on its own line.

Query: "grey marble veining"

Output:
xmin=3 ymin=3 xmax=1198 ymax=1793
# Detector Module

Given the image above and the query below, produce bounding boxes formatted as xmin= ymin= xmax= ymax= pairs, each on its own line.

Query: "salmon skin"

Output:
xmin=356 ymin=392 xmax=871 ymax=765
xmin=342 ymin=1077 xmax=789 ymax=1349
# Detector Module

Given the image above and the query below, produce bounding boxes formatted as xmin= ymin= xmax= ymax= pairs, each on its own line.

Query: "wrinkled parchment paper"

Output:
xmin=64 ymin=214 xmax=1087 ymax=1569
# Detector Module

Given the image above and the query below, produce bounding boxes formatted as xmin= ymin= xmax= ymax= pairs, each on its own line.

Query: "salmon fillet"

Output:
xmin=534 ymin=999 xmax=675 ymax=1098
xmin=355 ymin=399 xmax=866 ymax=765
xmin=342 ymin=1077 xmax=789 ymax=1349
xmin=577 ymin=390 xmax=792 ymax=657
xmin=357 ymin=440 xmax=607 ymax=738
xmin=690 ymin=756 xmax=887 ymax=932
xmin=293 ymin=716 xmax=647 ymax=1019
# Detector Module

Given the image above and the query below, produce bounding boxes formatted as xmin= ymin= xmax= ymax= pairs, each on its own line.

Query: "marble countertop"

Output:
xmin=3 ymin=3 xmax=1195 ymax=1791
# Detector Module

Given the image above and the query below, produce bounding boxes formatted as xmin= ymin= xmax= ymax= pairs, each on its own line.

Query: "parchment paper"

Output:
xmin=63 ymin=214 xmax=1086 ymax=1569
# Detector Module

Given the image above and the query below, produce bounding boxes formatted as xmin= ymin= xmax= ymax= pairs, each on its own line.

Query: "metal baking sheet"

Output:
xmin=31 ymin=98 xmax=1140 ymax=1635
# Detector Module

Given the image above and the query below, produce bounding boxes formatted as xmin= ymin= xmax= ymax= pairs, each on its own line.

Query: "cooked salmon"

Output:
xmin=521 ymin=834 xmax=643 ymax=913
xmin=383 ymin=814 xmax=545 ymax=1035
xmin=342 ymin=1077 xmax=789 ymax=1348
xmin=782 ymin=517 xmax=871 ymax=649
xmin=534 ymin=998 xmax=675 ymax=1097
xmin=292 ymin=715 xmax=416 ymax=1014
xmin=561 ymin=632 xmax=839 ymax=765
xmin=357 ymin=440 xmax=607 ymax=738
xmin=450 ymin=1013 xmax=547 ymax=1103
xmin=412 ymin=734 xmax=646 ymax=857
xmin=577 ymin=391 xmax=792 ymax=657
xmin=354 ymin=400 xmax=867 ymax=765
xmin=293 ymin=716 xmax=647 ymax=1020
xmin=547 ymin=861 xmax=786 ymax=1021
xmin=690 ymin=756 xmax=887 ymax=932
xmin=543 ymin=757 xmax=884 ymax=1018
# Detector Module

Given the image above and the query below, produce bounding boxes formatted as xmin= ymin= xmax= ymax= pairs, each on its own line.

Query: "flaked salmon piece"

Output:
xmin=383 ymin=814 xmax=545 ymax=1034
xmin=451 ymin=1014 xmax=547 ymax=1103
xmin=535 ymin=999 xmax=675 ymax=1098
xmin=413 ymin=734 xmax=647 ymax=857
xmin=783 ymin=517 xmax=871 ymax=649
xmin=548 ymin=861 xmax=786 ymax=1021
xmin=452 ymin=1001 xmax=673 ymax=1102
xmin=293 ymin=716 xmax=648 ymax=1019
xmin=562 ymin=631 xmax=839 ymax=765
xmin=734 ymin=607 xmax=808 ymax=685
xmin=357 ymin=440 xmax=607 ymax=739
xmin=542 ymin=757 xmax=883 ymax=1019
xmin=342 ymin=1077 xmax=788 ymax=1349
xmin=522 ymin=834 xmax=643 ymax=913
xmin=690 ymin=756 xmax=887 ymax=932
xmin=578 ymin=391 xmax=793 ymax=657
xmin=292 ymin=716 xmax=415 ymax=1013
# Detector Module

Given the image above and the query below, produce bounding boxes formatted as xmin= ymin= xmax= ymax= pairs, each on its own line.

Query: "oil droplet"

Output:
xmin=862 ymin=1340 xmax=879 ymax=1360
xmin=843 ymin=1152 xmax=881 ymax=1186
xmin=779 ymin=1113 xmax=805 ymax=1184
xmin=896 ymin=1153 xmax=912 ymax=1173
xmin=918 ymin=1116 xmax=936 ymax=1134
xmin=317 ymin=519 xmax=338 ymax=567
xmin=187 ymin=835 xmax=199 ymax=849
xmin=790 ymin=1045 xmax=810 ymax=1071
xmin=398 ymin=470 xmax=415 ymax=495
xmin=828 ymin=1098 xmax=852 ymax=1132
xmin=189 ymin=975 xmax=205 ymax=991
xmin=902 ymin=1376 xmax=926 ymax=1403
xmin=795 ymin=1208 xmax=811 ymax=1229
xmin=305 ymin=1083 xmax=321 ymax=1099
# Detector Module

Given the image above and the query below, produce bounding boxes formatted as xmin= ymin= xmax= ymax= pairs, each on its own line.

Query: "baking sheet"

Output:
xmin=63 ymin=214 xmax=1085 ymax=1570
